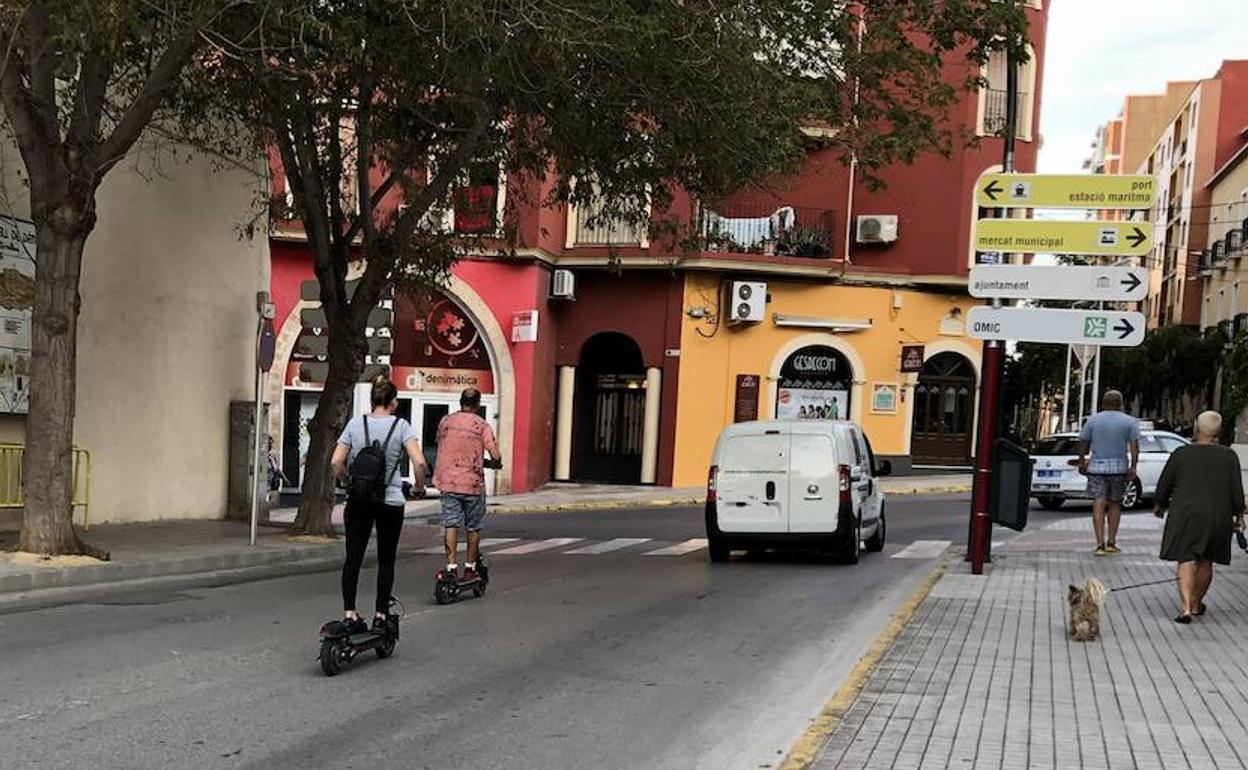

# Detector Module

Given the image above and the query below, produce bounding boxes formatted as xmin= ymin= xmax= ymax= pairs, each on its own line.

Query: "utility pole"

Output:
xmin=968 ymin=49 xmax=1018 ymax=574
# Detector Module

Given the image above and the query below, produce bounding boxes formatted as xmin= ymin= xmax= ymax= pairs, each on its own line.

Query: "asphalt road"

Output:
xmin=0 ymin=495 xmax=1072 ymax=770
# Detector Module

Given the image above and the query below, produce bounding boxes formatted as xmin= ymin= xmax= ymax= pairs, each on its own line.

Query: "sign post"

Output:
xmin=969 ymin=264 xmax=1147 ymax=302
xmin=251 ymin=294 xmax=277 ymax=547
xmin=974 ymin=220 xmax=1152 ymax=258
xmin=967 ymin=307 xmax=1145 ymax=347
xmin=976 ymin=173 xmax=1158 ymax=210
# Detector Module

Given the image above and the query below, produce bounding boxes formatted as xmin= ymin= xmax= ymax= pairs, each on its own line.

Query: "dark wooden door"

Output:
xmin=911 ymin=353 xmax=976 ymax=466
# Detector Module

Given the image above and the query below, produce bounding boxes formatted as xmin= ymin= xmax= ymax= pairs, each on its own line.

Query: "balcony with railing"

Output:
xmin=695 ymin=202 xmax=836 ymax=259
xmin=982 ymin=88 xmax=1030 ymax=135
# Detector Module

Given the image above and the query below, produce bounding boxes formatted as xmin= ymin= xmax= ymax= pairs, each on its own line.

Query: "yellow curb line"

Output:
xmin=778 ymin=557 xmax=950 ymax=770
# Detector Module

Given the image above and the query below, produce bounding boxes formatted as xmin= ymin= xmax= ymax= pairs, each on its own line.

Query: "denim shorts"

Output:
xmin=1087 ymin=474 xmax=1129 ymax=503
xmin=440 ymin=492 xmax=487 ymax=532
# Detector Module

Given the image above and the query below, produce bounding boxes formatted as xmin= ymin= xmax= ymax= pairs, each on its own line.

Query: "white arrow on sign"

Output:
xmin=968 ymin=307 xmax=1145 ymax=347
xmin=969 ymin=264 xmax=1148 ymax=302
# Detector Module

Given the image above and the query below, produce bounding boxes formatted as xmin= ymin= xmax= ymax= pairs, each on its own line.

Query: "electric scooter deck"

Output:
xmin=434 ymin=554 xmax=491 ymax=605
xmin=318 ymin=598 xmax=402 ymax=676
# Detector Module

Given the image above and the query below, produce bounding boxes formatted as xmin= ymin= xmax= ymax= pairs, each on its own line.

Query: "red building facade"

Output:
xmin=266 ymin=2 xmax=1050 ymax=493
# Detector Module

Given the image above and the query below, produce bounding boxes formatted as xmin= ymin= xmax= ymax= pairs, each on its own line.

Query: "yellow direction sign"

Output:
xmin=975 ymin=219 xmax=1152 ymax=257
xmin=976 ymin=174 xmax=1157 ymax=210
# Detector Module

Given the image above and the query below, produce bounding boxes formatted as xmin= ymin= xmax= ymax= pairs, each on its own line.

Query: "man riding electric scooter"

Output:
xmin=435 ymin=388 xmax=501 ymax=584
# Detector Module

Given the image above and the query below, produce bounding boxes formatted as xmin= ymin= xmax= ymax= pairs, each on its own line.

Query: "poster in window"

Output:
xmin=871 ymin=383 xmax=899 ymax=414
xmin=776 ymin=388 xmax=849 ymax=420
xmin=0 ymin=215 xmax=35 ymax=414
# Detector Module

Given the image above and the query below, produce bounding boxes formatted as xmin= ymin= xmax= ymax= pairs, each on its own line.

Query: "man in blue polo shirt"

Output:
xmin=1077 ymin=390 xmax=1140 ymax=556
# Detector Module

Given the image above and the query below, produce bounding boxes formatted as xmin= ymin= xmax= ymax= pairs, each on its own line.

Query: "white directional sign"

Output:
xmin=968 ymin=307 xmax=1145 ymax=347
xmin=969 ymin=264 xmax=1148 ymax=302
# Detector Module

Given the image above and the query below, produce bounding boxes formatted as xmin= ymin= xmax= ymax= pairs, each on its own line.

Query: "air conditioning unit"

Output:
xmin=550 ymin=269 xmax=576 ymax=299
xmin=856 ymin=214 xmax=899 ymax=244
xmin=728 ymin=281 xmax=767 ymax=324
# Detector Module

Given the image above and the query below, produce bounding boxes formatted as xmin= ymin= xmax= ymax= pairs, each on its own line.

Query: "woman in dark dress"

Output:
xmin=1155 ymin=411 xmax=1246 ymax=623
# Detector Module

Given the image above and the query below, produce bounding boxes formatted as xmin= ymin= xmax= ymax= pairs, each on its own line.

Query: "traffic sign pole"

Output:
xmin=969 ymin=51 xmax=1018 ymax=575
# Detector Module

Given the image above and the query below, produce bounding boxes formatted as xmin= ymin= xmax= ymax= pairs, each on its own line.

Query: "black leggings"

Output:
xmin=341 ymin=500 xmax=405 ymax=615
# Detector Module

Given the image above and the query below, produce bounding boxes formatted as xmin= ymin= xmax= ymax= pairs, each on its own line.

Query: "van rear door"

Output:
xmin=716 ymin=429 xmax=789 ymax=534
xmin=788 ymin=427 xmax=839 ymax=534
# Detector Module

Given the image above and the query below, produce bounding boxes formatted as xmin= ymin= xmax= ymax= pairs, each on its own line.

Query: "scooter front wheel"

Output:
xmin=319 ymin=639 xmax=345 ymax=677
xmin=434 ymin=581 xmax=454 ymax=605
xmin=376 ymin=636 xmax=397 ymax=659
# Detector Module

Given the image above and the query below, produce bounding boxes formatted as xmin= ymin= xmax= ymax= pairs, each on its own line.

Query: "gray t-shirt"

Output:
xmin=1079 ymin=410 xmax=1140 ymax=475
xmin=337 ymin=415 xmax=417 ymax=506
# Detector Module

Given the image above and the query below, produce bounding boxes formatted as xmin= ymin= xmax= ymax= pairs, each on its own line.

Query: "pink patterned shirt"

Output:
xmin=433 ymin=411 xmax=498 ymax=495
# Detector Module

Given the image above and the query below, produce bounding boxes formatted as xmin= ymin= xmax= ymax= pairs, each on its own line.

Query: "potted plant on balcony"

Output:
xmin=777 ymin=225 xmax=829 ymax=258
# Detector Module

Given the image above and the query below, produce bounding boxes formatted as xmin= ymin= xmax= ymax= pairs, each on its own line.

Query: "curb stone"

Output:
xmin=778 ymin=552 xmax=953 ymax=770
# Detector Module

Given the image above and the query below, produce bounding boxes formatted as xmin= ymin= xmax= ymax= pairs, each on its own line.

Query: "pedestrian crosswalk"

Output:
xmin=413 ymin=537 xmax=705 ymax=557
xmin=413 ymin=536 xmax=951 ymax=560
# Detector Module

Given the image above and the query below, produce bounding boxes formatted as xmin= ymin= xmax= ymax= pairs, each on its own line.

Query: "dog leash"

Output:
xmin=1108 ymin=578 xmax=1174 ymax=593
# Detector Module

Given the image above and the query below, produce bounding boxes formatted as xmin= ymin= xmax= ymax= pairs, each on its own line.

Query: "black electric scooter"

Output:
xmin=434 ymin=553 xmax=490 ymax=604
xmin=318 ymin=597 xmax=403 ymax=677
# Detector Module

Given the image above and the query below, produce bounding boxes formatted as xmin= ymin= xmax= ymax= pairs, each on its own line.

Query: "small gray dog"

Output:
xmin=1067 ymin=578 xmax=1108 ymax=642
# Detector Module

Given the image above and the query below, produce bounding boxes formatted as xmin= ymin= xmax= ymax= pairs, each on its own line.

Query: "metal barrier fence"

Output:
xmin=0 ymin=444 xmax=93 ymax=529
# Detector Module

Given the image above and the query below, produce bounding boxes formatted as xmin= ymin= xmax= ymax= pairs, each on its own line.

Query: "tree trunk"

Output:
xmin=19 ymin=219 xmax=106 ymax=559
xmin=291 ymin=310 xmax=366 ymax=536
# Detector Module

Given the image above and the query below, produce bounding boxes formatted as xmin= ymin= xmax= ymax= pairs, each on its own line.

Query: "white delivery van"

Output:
xmin=705 ymin=420 xmax=891 ymax=563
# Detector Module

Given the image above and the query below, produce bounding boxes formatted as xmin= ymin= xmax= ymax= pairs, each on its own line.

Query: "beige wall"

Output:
xmin=1202 ymin=155 xmax=1248 ymax=328
xmin=0 ymin=142 xmax=269 ymax=523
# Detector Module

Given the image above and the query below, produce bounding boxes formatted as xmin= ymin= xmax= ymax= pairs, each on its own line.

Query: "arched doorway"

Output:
xmin=573 ymin=332 xmax=646 ymax=483
xmin=775 ymin=345 xmax=853 ymax=420
xmin=911 ymin=352 xmax=976 ymax=466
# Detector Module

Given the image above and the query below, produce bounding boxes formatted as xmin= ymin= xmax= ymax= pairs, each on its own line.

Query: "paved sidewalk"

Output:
xmin=270 ymin=474 xmax=973 ymax=524
xmin=803 ymin=512 xmax=1248 ymax=770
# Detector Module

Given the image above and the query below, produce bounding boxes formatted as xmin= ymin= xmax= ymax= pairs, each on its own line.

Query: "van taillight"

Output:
xmin=707 ymin=465 xmax=718 ymax=504
xmin=838 ymin=465 xmax=852 ymax=505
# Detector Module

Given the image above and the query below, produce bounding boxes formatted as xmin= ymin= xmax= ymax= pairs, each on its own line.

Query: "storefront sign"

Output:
xmin=0 ymin=215 xmax=35 ymax=414
xmin=511 ymin=310 xmax=538 ymax=343
xmin=900 ymin=345 xmax=925 ymax=373
xmin=734 ymin=374 xmax=760 ymax=423
xmin=871 ymin=383 xmax=899 ymax=414
xmin=776 ymin=344 xmax=852 ymax=420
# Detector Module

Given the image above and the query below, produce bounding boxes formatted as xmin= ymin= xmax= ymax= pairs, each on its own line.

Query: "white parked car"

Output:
xmin=1030 ymin=430 xmax=1189 ymax=511
xmin=705 ymin=420 xmax=890 ymax=563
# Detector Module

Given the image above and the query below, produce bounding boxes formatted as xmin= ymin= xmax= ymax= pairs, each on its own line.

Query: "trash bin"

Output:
xmin=990 ymin=439 xmax=1033 ymax=532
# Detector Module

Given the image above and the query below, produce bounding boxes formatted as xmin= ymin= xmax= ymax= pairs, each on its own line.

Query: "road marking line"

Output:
xmin=412 ymin=538 xmax=519 ymax=555
xmin=890 ymin=540 xmax=953 ymax=559
xmin=643 ymin=538 xmax=707 ymax=556
xmin=778 ymin=558 xmax=949 ymax=770
xmin=491 ymin=538 xmax=584 ymax=555
xmin=563 ymin=538 xmax=652 ymax=555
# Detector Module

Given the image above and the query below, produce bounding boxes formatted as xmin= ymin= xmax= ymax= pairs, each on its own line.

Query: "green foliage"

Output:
xmin=1220 ymin=333 xmax=1248 ymax=443
xmin=1005 ymin=325 xmax=1227 ymax=425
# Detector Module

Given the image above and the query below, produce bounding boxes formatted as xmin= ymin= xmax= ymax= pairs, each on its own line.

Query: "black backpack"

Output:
xmin=347 ymin=416 xmax=401 ymax=502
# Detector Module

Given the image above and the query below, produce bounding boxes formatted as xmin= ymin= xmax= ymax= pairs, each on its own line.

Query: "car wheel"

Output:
xmin=1121 ymin=479 xmax=1142 ymax=510
xmin=1037 ymin=496 xmax=1065 ymax=511
xmin=864 ymin=506 xmax=886 ymax=553
xmin=708 ymin=535 xmax=730 ymax=563
xmin=839 ymin=520 xmax=861 ymax=565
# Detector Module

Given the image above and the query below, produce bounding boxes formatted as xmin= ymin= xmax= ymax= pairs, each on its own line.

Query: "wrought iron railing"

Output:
xmin=697 ymin=202 xmax=836 ymax=258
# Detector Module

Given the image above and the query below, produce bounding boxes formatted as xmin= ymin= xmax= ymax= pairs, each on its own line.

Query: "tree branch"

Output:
xmin=68 ymin=46 xmax=114 ymax=148
xmin=353 ymin=78 xmax=377 ymax=248
xmin=0 ymin=44 xmax=53 ymax=193
xmin=355 ymin=108 xmax=494 ymax=308
xmin=97 ymin=27 xmax=203 ymax=176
